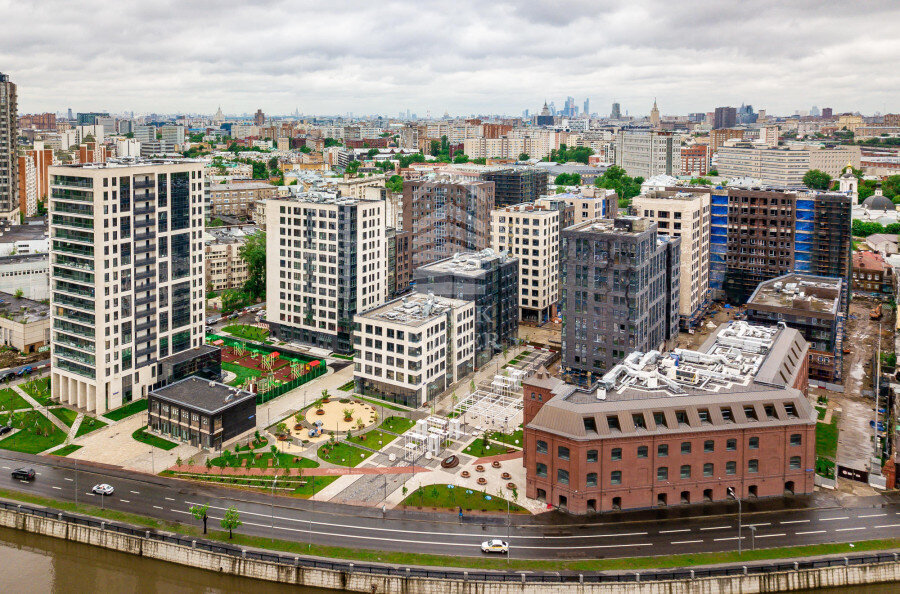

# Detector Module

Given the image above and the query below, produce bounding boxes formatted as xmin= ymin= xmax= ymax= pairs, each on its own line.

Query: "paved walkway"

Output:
xmin=169 ymin=464 xmax=429 ymax=477
xmin=12 ymin=385 xmax=70 ymax=434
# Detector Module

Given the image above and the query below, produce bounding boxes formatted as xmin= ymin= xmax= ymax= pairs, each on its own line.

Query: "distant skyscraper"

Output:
xmin=253 ymin=109 xmax=265 ymax=126
xmin=583 ymin=98 xmax=589 ymax=117
xmin=67 ymin=108 xmax=73 ymax=120
xmin=713 ymin=106 xmax=737 ymax=129
xmin=611 ymin=102 xmax=621 ymax=119
xmin=810 ymin=105 xmax=820 ymax=117
xmin=0 ymin=72 xmax=18 ymax=218
xmin=822 ymin=107 xmax=833 ymax=119
xmin=649 ymin=98 xmax=660 ymax=127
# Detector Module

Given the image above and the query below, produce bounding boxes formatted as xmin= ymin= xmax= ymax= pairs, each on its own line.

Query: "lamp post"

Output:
xmin=727 ymin=486 xmax=742 ymax=556
xmin=748 ymin=525 xmax=756 ymax=551
xmin=74 ymin=458 xmax=78 ymax=507
xmin=506 ymin=496 xmax=511 ymax=565
xmin=271 ymin=474 xmax=278 ymax=544
xmin=149 ymin=449 xmax=154 ymax=475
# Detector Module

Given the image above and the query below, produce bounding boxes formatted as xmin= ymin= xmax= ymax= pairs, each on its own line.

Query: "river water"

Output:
xmin=0 ymin=525 xmax=893 ymax=593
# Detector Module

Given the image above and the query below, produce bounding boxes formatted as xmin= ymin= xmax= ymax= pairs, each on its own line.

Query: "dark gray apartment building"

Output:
xmin=412 ymin=249 xmax=518 ymax=368
xmin=480 ymin=167 xmax=549 ymax=207
xmin=560 ymin=217 xmax=680 ymax=383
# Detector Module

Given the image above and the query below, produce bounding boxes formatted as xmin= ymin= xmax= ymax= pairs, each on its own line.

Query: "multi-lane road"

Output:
xmin=1 ymin=451 xmax=898 ymax=560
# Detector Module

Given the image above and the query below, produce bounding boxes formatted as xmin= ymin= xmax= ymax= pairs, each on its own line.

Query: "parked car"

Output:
xmin=0 ymin=425 xmax=12 ymax=436
xmin=91 ymin=483 xmax=114 ymax=496
xmin=481 ymin=539 xmax=509 ymax=554
xmin=16 ymin=366 xmax=33 ymax=376
xmin=11 ymin=468 xmax=35 ymax=481
xmin=0 ymin=371 xmax=15 ymax=382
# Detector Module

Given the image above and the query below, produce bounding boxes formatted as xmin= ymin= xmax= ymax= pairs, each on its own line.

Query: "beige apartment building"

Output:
xmin=335 ymin=175 xmax=386 ymax=199
xmin=632 ymin=190 xmax=711 ymax=327
xmin=491 ymin=203 xmax=560 ymax=323
xmin=207 ymin=181 xmax=278 ymax=218
xmin=463 ymin=135 xmax=554 ymax=161
xmin=204 ymin=228 xmax=253 ymax=292
xmin=536 ymin=187 xmax=618 ymax=224
xmin=0 ymin=291 xmax=50 ymax=352
xmin=49 ymin=159 xmax=207 ymax=414
xmin=353 ymin=293 xmax=475 ymax=407
xmin=265 ymin=193 xmax=386 ymax=354
xmin=716 ymin=144 xmax=860 ymax=187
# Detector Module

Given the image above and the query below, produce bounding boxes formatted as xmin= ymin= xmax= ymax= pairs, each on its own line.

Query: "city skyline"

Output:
xmin=3 ymin=0 xmax=899 ymax=116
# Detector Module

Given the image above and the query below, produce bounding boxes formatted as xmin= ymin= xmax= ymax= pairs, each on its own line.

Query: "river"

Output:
xmin=0 ymin=525 xmax=893 ymax=593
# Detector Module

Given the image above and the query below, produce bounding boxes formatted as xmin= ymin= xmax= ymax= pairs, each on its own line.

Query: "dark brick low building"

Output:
xmin=523 ymin=321 xmax=815 ymax=514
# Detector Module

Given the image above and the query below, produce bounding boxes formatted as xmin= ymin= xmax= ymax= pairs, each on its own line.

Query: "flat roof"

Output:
xmin=357 ymin=292 xmax=467 ymax=327
xmin=0 ymin=291 xmax=50 ymax=323
xmin=415 ymin=249 xmax=514 ymax=276
xmin=747 ymin=273 xmax=841 ymax=315
xmin=150 ymin=376 xmax=254 ymax=415
xmin=209 ymin=182 xmax=277 ymax=191
xmin=0 ymin=223 xmax=48 ymax=243
xmin=566 ymin=216 xmax=654 ymax=235
xmin=158 ymin=344 xmax=220 ymax=367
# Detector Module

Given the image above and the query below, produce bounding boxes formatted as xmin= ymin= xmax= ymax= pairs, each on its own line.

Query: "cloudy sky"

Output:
xmin=2 ymin=0 xmax=898 ymax=117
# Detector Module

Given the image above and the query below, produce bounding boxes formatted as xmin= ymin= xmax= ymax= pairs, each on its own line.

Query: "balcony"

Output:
xmin=134 ymin=256 xmax=156 ymax=267
xmin=54 ymin=282 xmax=94 ymax=299
xmin=134 ymin=191 xmax=156 ymax=201
xmin=134 ymin=294 xmax=156 ymax=307
xmin=54 ymin=358 xmax=95 ymax=379
xmin=53 ymin=334 xmax=95 ymax=353
xmin=53 ymin=292 xmax=95 ymax=312
xmin=135 ymin=319 xmax=156 ymax=332
xmin=53 ymin=229 xmax=94 ymax=245
xmin=53 ymin=319 xmax=94 ymax=339
xmin=135 ymin=305 xmax=157 ymax=318
xmin=133 ymin=179 xmax=155 ymax=190
xmin=134 ymin=280 xmax=156 ymax=293
xmin=135 ymin=345 xmax=156 ymax=358
xmin=52 ymin=215 xmax=94 ymax=230
xmin=134 ymin=217 xmax=155 ymax=230
xmin=134 ymin=269 xmax=155 ymax=281
xmin=133 ymin=205 xmax=156 ymax=216
xmin=135 ymin=243 xmax=156 ymax=255
xmin=52 ymin=176 xmax=93 ymax=189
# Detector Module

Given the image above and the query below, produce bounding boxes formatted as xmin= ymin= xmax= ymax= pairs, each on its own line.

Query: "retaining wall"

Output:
xmin=1 ymin=505 xmax=899 ymax=593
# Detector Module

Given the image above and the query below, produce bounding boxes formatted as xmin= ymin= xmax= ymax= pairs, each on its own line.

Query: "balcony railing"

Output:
xmin=134 ymin=256 xmax=156 ymax=267
xmin=53 ymin=292 xmax=95 ymax=312
xmin=135 ymin=345 xmax=156 ymax=358
xmin=133 ymin=179 xmax=155 ymax=189
xmin=135 ymin=243 xmax=156 ymax=254
xmin=134 ymin=218 xmax=155 ymax=230
xmin=133 ymin=205 xmax=156 ymax=216
xmin=54 ymin=358 xmax=95 ymax=379
xmin=53 ymin=333 xmax=95 ymax=353
xmin=134 ymin=269 xmax=155 ymax=281
xmin=53 ymin=229 xmax=94 ymax=244
xmin=53 ymin=319 xmax=94 ymax=339
xmin=135 ymin=280 xmax=156 ymax=292
xmin=134 ymin=230 xmax=156 ymax=241
xmin=134 ymin=294 xmax=155 ymax=306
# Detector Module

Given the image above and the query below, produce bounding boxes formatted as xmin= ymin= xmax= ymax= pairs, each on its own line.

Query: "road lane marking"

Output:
xmin=171 ymin=510 xmax=192 ymax=515
xmin=701 ymin=526 xmax=731 ymax=531
xmin=64 ymin=478 xmax=73 ymax=482
xmin=165 ymin=497 xmax=175 ymax=501
xmin=755 ymin=533 xmax=786 ymax=539
xmin=857 ymin=513 xmax=886 ymax=518
xmin=713 ymin=537 xmax=745 ymax=541
xmin=747 ymin=522 xmax=770 ymax=527
xmin=671 ymin=540 xmax=703 ymax=544
xmin=660 ymin=529 xmax=691 ymax=534
xmin=875 ymin=524 xmax=900 ymax=529
xmin=120 ymin=499 xmax=130 ymax=503
xmin=820 ymin=516 xmax=849 ymax=521
xmin=130 ymin=491 xmax=140 ymax=494
xmin=52 ymin=486 xmax=61 ymax=490
xmin=796 ymin=530 xmax=826 ymax=535
xmin=835 ymin=527 xmax=866 ymax=532
xmin=780 ymin=520 xmax=809 ymax=524
xmin=2 ymin=466 xmax=9 ymax=469
xmin=152 ymin=505 xmax=163 ymax=509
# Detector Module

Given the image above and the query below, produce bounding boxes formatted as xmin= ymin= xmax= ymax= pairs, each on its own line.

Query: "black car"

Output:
xmin=11 ymin=468 xmax=35 ymax=481
xmin=0 ymin=371 xmax=15 ymax=382
xmin=0 ymin=425 xmax=11 ymax=436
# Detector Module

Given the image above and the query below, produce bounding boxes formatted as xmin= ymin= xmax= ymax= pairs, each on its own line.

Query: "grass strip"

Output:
xmin=355 ymin=395 xmax=409 ymax=412
xmin=75 ymin=416 xmax=107 ymax=438
xmin=346 ymin=429 xmax=397 ymax=449
xmin=50 ymin=444 xmax=82 ymax=457
xmin=19 ymin=378 xmax=52 ymax=406
xmin=132 ymin=427 xmax=179 ymax=451
xmin=50 ymin=407 xmax=77 ymax=427
xmin=0 ymin=486 xmax=897 ymax=572
xmin=816 ymin=411 xmax=839 ymax=461
xmin=221 ymin=361 xmax=261 ymax=388
xmin=222 ymin=324 xmax=270 ymax=342
xmin=379 ymin=416 xmax=415 ymax=435
xmin=0 ymin=388 xmax=30 ymax=411
xmin=104 ymin=399 xmax=148 ymax=422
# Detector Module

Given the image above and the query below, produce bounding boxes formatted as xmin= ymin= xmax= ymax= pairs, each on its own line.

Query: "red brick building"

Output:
xmin=524 ymin=322 xmax=815 ymax=514
xmin=851 ymin=251 xmax=892 ymax=294
xmin=680 ymin=145 xmax=709 ymax=175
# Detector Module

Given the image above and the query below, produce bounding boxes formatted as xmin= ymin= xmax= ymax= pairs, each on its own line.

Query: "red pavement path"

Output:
xmin=473 ymin=451 xmax=522 ymax=464
xmin=169 ymin=464 xmax=430 ymax=477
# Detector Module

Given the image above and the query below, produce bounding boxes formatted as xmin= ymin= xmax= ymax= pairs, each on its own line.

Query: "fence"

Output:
xmin=254 ymin=363 xmax=326 ymax=404
xmin=1 ymin=500 xmax=898 ymax=585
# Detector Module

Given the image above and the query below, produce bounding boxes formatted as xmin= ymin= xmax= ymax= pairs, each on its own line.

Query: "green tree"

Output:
xmin=430 ymin=139 xmax=441 ymax=156
xmin=299 ymin=145 xmax=312 ymax=153
xmin=453 ymin=153 xmax=469 ymax=164
xmin=238 ymin=231 xmax=266 ymax=300
xmin=595 ymin=166 xmax=643 ymax=202
xmin=803 ymin=169 xmax=832 ymax=190
xmin=883 ymin=175 xmax=900 ymax=200
xmin=549 ymin=144 xmax=594 ymax=164
xmin=220 ymin=506 xmax=242 ymax=539
xmin=851 ymin=220 xmax=884 ymax=237
xmin=518 ymin=153 xmax=530 ymax=161
xmin=554 ymin=173 xmax=581 ymax=186
xmin=367 ymin=148 xmax=379 ymax=159
xmin=189 ymin=503 xmax=209 ymax=534
xmin=323 ymin=137 xmax=341 ymax=148
xmin=708 ymin=168 xmax=718 ymax=176
xmin=386 ymin=175 xmax=404 ymax=193
xmin=397 ymin=153 xmax=426 ymax=168
xmin=471 ymin=157 xmax=487 ymax=165
xmin=346 ymin=161 xmax=361 ymax=176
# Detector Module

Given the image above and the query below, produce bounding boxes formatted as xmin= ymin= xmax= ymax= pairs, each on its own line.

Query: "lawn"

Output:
xmin=488 ymin=427 xmax=524 ymax=448
xmin=76 ymin=415 xmax=107 ymax=437
xmin=19 ymin=377 xmax=52 ymax=406
xmin=163 ymin=472 xmax=337 ymax=498
xmin=355 ymin=394 xmax=409 ymax=412
xmin=317 ymin=441 xmax=371 ymax=466
xmin=346 ymin=429 xmax=397 ymax=449
xmin=400 ymin=484 xmax=524 ymax=512
xmin=816 ymin=456 xmax=836 ymax=479
xmin=0 ymin=387 xmax=30 ymax=412
xmin=0 ymin=410 xmax=67 ymax=454
xmin=380 ymin=415 xmax=415 ymax=435
xmin=337 ymin=380 xmax=355 ymax=392
xmin=104 ymin=399 xmax=148 ymax=421
xmin=222 ymin=361 xmax=262 ymax=387
xmin=815 ymin=406 xmax=826 ymax=420
xmin=816 ymin=411 xmax=839 ymax=461
xmin=210 ymin=451 xmax=319 ymax=470
xmin=50 ymin=407 xmax=78 ymax=427
xmin=223 ymin=324 xmax=269 ymax=342
xmin=463 ymin=437 xmax=505 ymax=457
xmin=132 ymin=427 xmax=179 ymax=450
xmin=51 ymin=444 xmax=82 ymax=457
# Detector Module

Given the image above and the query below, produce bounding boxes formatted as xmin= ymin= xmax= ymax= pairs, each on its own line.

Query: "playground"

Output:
xmin=212 ymin=337 xmax=323 ymax=393
xmin=304 ymin=399 xmax=379 ymax=439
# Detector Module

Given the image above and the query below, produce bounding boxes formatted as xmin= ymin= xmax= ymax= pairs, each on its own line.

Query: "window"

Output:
xmin=558 ymin=446 xmax=570 ymax=460
xmin=790 ymin=433 xmax=802 ymax=447
xmin=637 ymin=445 xmax=648 ymax=458
xmin=681 ymin=441 xmax=691 ymax=455
xmin=606 ymin=415 xmax=621 ymax=431
xmin=698 ymin=408 xmax=710 ymax=424
xmin=653 ymin=412 xmax=667 ymax=428
xmin=536 ymin=463 xmax=547 ymax=477
xmin=610 ymin=470 xmax=622 ymax=485
xmin=611 ymin=448 xmax=622 ymax=461
xmin=748 ymin=459 xmax=759 ymax=473
xmin=703 ymin=463 xmax=714 ymax=477
xmin=704 ymin=440 xmax=714 ymax=453
xmin=674 ymin=410 xmax=688 ymax=426
xmin=726 ymin=438 xmax=737 ymax=451
xmin=764 ymin=404 xmax=776 ymax=419
xmin=632 ymin=413 xmax=646 ymax=429
xmin=726 ymin=461 xmax=737 ymax=475
xmin=657 ymin=467 xmax=668 ymax=481
xmin=680 ymin=465 xmax=691 ymax=479
xmin=586 ymin=472 xmax=598 ymax=487
xmin=587 ymin=449 xmax=598 ymax=463
xmin=743 ymin=405 xmax=758 ymax=421
xmin=721 ymin=407 xmax=734 ymax=423
xmin=558 ymin=469 xmax=570 ymax=484
xmin=536 ymin=440 xmax=548 ymax=454
xmin=658 ymin=444 xmax=669 ymax=457
xmin=789 ymin=456 xmax=801 ymax=470
xmin=583 ymin=417 xmax=597 ymax=432
xmin=749 ymin=437 xmax=759 ymax=449
xmin=784 ymin=403 xmax=798 ymax=418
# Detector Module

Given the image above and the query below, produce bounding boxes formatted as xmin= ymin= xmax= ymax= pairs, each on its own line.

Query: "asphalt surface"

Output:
xmin=1 ymin=451 xmax=898 ymax=560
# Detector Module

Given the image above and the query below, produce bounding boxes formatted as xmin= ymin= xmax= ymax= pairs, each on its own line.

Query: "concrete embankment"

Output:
xmin=1 ymin=505 xmax=899 ymax=593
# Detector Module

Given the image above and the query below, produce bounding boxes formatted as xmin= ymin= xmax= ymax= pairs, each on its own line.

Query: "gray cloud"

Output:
xmin=1 ymin=0 xmax=897 ymax=116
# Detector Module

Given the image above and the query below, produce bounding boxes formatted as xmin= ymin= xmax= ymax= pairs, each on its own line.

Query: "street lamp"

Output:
xmin=748 ymin=525 xmax=756 ymax=551
xmin=727 ymin=486 xmax=742 ymax=556
xmin=271 ymin=475 xmax=278 ymax=544
xmin=506 ymin=496 xmax=511 ymax=565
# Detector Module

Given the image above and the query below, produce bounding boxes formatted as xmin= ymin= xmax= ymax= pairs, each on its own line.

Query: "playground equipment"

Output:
xmin=403 ymin=416 xmax=463 ymax=460
xmin=308 ymin=420 xmax=324 ymax=438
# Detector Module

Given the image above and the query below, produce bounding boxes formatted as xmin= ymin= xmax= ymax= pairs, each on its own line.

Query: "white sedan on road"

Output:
xmin=481 ymin=539 xmax=509 ymax=554
xmin=91 ymin=483 xmax=114 ymax=496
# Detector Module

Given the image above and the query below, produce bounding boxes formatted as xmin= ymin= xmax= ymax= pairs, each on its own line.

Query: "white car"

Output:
xmin=481 ymin=539 xmax=509 ymax=554
xmin=92 ymin=483 xmax=114 ymax=496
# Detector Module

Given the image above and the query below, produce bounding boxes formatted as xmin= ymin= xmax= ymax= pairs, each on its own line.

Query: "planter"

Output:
xmin=475 ymin=465 xmax=485 ymax=472
xmin=477 ymin=477 xmax=487 ymax=486
xmin=343 ymin=417 xmax=352 ymax=422
xmin=507 ymin=482 xmax=517 ymax=490
xmin=294 ymin=424 xmax=302 ymax=430
xmin=359 ymin=435 xmax=367 ymax=441
xmin=460 ymin=470 xmax=470 ymax=478
xmin=441 ymin=455 xmax=459 ymax=469
xmin=315 ymin=409 xmax=325 ymax=415
xmin=322 ymin=398 xmax=331 ymax=404
xmin=491 ymin=461 xmax=501 ymax=469
xmin=500 ymin=472 xmax=511 ymax=480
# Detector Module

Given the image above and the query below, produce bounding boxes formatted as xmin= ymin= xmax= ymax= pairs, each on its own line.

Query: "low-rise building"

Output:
xmin=204 ymin=227 xmax=255 ymax=292
xmin=746 ymin=274 xmax=844 ymax=384
xmin=865 ymin=234 xmax=899 ymax=256
xmin=207 ymin=182 xmax=279 ymax=219
xmin=491 ymin=203 xmax=560 ymax=323
xmin=0 ymin=290 xmax=50 ymax=353
xmin=852 ymin=251 xmax=892 ymax=294
xmin=537 ymin=188 xmax=617 ymax=224
xmin=524 ymin=321 xmax=813 ymax=514
xmin=0 ymin=254 xmax=49 ymax=300
xmin=148 ymin=376 xmax=255 ymax=450
xmin=353 ymin=292 xmax=475 ymax=407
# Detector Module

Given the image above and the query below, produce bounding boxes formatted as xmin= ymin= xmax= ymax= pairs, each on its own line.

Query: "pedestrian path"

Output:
xmin=13 ymin=385 xmax=70 ymax=434
xmin=169 ymin=463 xmax=429 ymax=477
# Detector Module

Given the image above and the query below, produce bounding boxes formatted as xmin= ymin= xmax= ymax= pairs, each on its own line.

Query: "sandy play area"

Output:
xmin=303 ymin=399 xmax=378 ymax=436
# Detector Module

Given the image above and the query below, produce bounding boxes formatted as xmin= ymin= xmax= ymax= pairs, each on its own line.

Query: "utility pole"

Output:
xmin=507 ymin=496 xmax=511 ymax=565
xmin=873 ymin=322 xmax=883 ymax=465
xmin=271 ymin=474 xmax=278 ymax=544
xmin=728 ymin=486 xmax=742 ymax=556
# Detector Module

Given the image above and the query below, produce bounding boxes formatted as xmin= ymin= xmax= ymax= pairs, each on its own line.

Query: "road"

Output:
xmin=1 ymin=452 xmax=898 ymax=560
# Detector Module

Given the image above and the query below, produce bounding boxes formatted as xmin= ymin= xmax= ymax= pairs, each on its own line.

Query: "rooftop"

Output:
xmin=150 ymin=376 xmax=254 ymax=415
xmin=0 ymin=291 xmax=50 ymax=323
xmin=158 ymin=344 xmax=220 ymax=368
xmin=635 ymin=189 xmax=709 ymax=202
xmin=209 ymin=182 xmax=277 ymax=191
xmin=747 ymin=273 xmax=842 ymax=315
xmin=51 ymin=157 xmax=202 ymax=169
xmin=496 ymin=202 xmax=558 ymax=214
xmin=853 ymin=250 xmax=888 ymax=272
xmin=0 ymin=222 xmax=48 ymax=243
xmin=415 ymin=249 xmax=515 ymax=276
xmin=357 ymin=292 xmax=467 ymax=327
xmin=566 ymin=216 xmax=654 ymax=235
xmin=280 ymin=191 xmax=377 ymax=206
